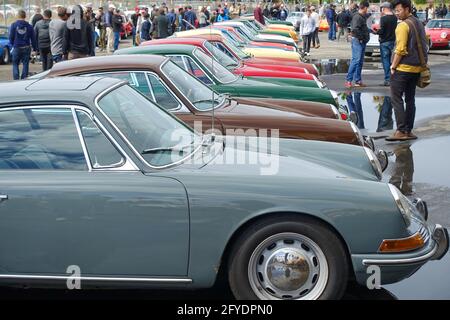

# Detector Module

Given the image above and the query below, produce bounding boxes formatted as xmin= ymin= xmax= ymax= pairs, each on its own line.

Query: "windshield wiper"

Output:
xmin=141 ymin=143 xmax=193 ymax=155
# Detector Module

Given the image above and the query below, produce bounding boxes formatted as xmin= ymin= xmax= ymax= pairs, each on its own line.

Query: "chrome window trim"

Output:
xmin=72 ymin=108 xmax=93 ymax=171
xmin=144 ymin=71 xmax=188 ymax=113
xmin=74 ymin=108 xmax=133 ymax=171
xmin=0 ymin=274 xmax=192 ymax=283
xmin=94 ymin=83 xmax=203 ymax=170
xmin=0 ymin=105 xmax=91 ymax=171
xmin=0 ymin=104 xmax=139 ymax=172
xmin=166 ymin=53 xmax=216 ymax=85
xmin=160 ymin=59 xmax=226 ymax=113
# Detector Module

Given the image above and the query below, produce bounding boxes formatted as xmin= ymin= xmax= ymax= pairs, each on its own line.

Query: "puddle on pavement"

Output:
xmin=308 ymin=58 xmax=381 ymax=75
xmin=338 ymin=92 xmax=450 ymax=299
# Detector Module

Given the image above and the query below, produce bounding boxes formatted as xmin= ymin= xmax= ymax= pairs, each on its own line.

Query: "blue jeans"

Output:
xmin=346 ymin=37 xmax=366 ymax=83
xmin=12 ymin=46 xmax=31 ymax=80
xmin=346 ymin=92 xmax=365 ymax=129
xmin=132 ymin=27 xmax=137 ymax=46
xmin=380 ymin=41 xmax=395 ymax=82
xmin=91 ymin=31 xmax=97 ymax=56
xmin=113 ymin=32 xmax=120 ymax=51
xmin=327 ymin=19 xmax=336 ymax=40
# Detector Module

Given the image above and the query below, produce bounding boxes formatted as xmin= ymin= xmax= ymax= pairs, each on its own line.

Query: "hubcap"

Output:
xmin=248 ymin=232 xmax=328 ymax=300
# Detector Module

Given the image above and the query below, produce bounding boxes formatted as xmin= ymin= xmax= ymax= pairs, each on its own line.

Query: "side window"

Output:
xmin=169 ymin=56 xmax=185 ymax=69
xmin=76 ymin=111 xmax=124 ymax=168
xmin=146 ymin=73 xmax=180 ymax=111
xmin=0 ymin=108 xmax=87 ymax=170
xmin=183 ymin=57 xmax=213 ymax=85
xmin=88 ymin=71 xmax=153 ymax=98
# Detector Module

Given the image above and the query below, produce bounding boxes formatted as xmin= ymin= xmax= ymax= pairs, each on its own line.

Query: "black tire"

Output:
xmin=228 ymin=215 xmax=349 ymax=300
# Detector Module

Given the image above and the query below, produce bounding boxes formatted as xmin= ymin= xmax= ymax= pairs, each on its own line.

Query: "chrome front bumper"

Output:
xmin=362 ymin=224 xmax=449 ymax=266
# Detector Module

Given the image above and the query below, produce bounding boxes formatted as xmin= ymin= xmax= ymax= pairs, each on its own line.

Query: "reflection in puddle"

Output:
xmin=389 ymin=144 xmax=414 ymax=195
xmin=309 ymin=58 xmax=381 ymax=75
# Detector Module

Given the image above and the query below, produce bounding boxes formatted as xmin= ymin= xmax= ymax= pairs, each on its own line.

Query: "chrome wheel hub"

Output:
xmin=248 ymin=232 xmax=328 ymax=300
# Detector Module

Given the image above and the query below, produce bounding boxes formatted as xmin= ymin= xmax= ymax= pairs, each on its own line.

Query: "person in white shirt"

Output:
xmin=299 ymin=8 xmax=316 ymax=55
xmin=310 ymin=6 xmax=320 ymax=48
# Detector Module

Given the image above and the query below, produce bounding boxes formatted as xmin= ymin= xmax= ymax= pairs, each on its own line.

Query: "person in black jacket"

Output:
xmin=345 ymin=1 xmax=370 ymax=87
xmin=63 ymin=5 xmax=93 ymax=59
xmin=112 ymin=9 xmax=124 ymax=51
xmin=34 ymin=9 xmax=53 ymax=71
xmin=374 ymin=2 xmax=397 ymax=86
xmin=336 ymin=9 xmax=351 ymax=42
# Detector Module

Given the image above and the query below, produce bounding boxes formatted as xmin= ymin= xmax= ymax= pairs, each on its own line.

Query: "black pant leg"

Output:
xmin=404 ymin=72 xmax=419 ymax=132
xmin=390 ymin=71 xmax=408 ymax=133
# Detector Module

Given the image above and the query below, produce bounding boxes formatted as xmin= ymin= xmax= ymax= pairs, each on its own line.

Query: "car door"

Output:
xmin=0 ymin=106 xmax=190 ymax=279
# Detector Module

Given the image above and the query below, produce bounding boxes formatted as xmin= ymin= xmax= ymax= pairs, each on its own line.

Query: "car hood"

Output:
xmin=215 ymin=79 xmax=334 ymax=105
xmin=175 ymin=136 xmax=378 ymax=181
xmin=206 ymin=99 xmax=357 ymax=143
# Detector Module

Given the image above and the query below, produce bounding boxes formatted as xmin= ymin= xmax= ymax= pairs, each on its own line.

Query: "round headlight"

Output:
xmin=350 ymin=122 xmax=365 ymax=146
xmin=441 ymin=32 xmax=447 ymax=39
xmin=364 ymin=146 xmax=383 ymax=179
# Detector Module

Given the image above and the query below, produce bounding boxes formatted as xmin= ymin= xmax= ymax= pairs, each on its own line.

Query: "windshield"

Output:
xmin=162 ymin=60 xmax=225 ymax=111
xmin=221 ymin=28 xmax=248 ymax=45
xmin=234 ymin=26 xmax=254 ymax=41
xmin=223 ymin=38 xmax=250 ymax=59
xmin=204 ymin=40 xmax=238 ymax=67
xmin=426 ymin=20 xmax=450 ymax=28
xmin=97 ymin=84 xmax=200 ymax=167
xmin=193 ymin=48 xmax=238 ymax=84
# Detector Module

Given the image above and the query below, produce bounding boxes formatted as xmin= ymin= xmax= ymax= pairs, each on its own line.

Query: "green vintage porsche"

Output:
xmin=114 ymin=44 xmax=341 ymax=109
xmin=0 ymin=77 xmax=447 ymax=300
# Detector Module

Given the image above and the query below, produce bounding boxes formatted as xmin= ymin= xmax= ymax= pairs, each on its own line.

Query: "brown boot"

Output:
xmin=386 ymin=130 xmax=410 ymax=141
xmin=407 ymin=132 xmax=418 ymax=140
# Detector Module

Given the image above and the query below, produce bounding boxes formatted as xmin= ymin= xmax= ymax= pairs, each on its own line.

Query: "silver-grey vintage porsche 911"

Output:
xmin=0 ymin=77 xmax=447 ymax=300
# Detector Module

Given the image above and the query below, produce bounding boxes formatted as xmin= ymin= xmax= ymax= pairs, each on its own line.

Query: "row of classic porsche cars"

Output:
xmin=0 ymin=16 xmax=447 ymax=300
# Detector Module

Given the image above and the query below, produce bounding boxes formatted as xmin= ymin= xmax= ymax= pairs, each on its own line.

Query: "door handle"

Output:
xmin=0 ymin=195 xmax=8 ymax=201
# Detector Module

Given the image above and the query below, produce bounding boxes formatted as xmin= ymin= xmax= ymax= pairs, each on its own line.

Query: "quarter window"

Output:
xmin=0 ymin=108 xmax=87 ymax=170
xmin=146 ymin=73 xmax=180 ymax=111
xmin=76 ymin=111 xmax=124 ymax=168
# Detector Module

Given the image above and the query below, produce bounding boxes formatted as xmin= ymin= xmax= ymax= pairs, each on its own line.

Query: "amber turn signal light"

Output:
xmin=378 ymin=233 xmax=425 ymax=253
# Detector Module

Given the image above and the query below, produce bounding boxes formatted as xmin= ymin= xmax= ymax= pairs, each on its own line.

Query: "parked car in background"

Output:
xmin=319 ymin=18 xmax=330 ymax=31
xmin=426 ymin=19 xmax=450 ymax=49
xmin=0 ymin=26 xmax=11 ymax=65
xmin=286 ymin=11 xmax=305 ymax=31
xmin=0 ymin=77 xmax=447 ymax=300
xmin=0 ymin=4 xmax=21 ymax=19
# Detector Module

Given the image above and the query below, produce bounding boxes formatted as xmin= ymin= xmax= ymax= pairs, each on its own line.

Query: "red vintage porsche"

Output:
xmin=426 ymin=19 xmax=450 ymax=49
xmin=181 ymin=33 xmax=319 ymax=76
xmin=141 ymin=38 xmax=319 ymax=82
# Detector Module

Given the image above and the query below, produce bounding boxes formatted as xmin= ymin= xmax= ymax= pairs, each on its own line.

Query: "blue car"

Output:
xmin=0 ymin=25 xmax=12 ymax=65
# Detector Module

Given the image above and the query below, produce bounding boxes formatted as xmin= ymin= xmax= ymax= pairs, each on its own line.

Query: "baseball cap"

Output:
xmin=380 ymin=2 xmax=392 ymax=9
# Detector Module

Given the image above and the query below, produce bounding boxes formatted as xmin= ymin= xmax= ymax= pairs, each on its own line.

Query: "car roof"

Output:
xmin=46 ymin=54 xmax=168 ymax=77
xmin=0 ymin=77 xmax=125 ymax=107
xmin=115 ymin=44 xmax=197 ymax=55
xmin=144 ymin=37 xmax=206 ymax=46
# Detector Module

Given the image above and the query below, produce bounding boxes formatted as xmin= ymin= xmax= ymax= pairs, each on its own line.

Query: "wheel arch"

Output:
xmin=215 ymin=210 xmax=355 ymax=285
